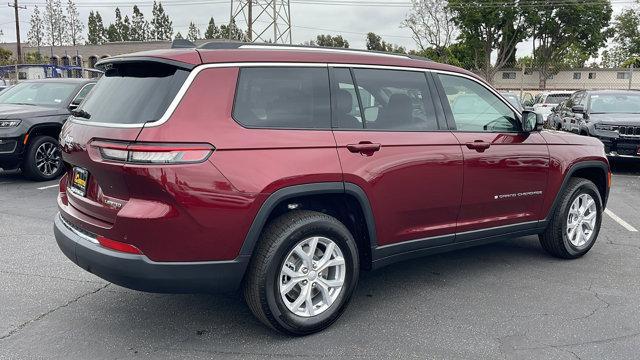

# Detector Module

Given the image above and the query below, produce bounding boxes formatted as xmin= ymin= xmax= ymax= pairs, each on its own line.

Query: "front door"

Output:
xmin=331 ymin=67 xmax=463 ymax=248
xmin=434 ymin=73 xmax=550 ymax=236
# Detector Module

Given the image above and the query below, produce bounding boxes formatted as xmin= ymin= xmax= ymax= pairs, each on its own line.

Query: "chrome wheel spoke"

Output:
xmin=279 ymin=236 xmax=346 ymax=317
xmin=319 ymin=277 xmax=344 ymax=288
xmin=567 ymin=193 xmax=598 ymax=248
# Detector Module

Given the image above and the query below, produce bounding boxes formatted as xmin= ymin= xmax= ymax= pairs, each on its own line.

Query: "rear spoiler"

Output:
xmin=95 ymin=56 xmax=197 ymax=71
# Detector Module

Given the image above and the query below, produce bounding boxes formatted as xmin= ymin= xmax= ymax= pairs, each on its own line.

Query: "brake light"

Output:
xmin=92 ymin=140 xmax=214 ymax=164
xmin=97 ymin=235 xmax=143 ymax=254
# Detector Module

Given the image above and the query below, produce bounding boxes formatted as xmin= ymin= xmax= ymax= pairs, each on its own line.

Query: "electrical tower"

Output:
xmin=229 ymin=0 xmax=292 ymax=44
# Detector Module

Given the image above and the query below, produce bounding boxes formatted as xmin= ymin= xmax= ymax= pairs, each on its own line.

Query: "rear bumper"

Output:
xmin=54 ymin=213 xmax=249 ymax=293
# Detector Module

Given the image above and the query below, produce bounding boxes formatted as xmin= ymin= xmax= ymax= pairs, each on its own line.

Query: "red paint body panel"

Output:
xmin=334 ymin=131 xmax=463 ymax=246
xmin=452 ymin=132 xmax=550 ymax=233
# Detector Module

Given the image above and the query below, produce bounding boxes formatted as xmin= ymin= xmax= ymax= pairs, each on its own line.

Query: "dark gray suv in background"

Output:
xmin=0 ymin=78 xmax=95 ymax=181
xmin=562 ymin=90 xmax=640 ymax=158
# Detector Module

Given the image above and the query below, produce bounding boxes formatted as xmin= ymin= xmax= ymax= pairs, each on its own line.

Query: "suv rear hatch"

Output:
xmin=60 ymin=56 xmax=196 ymax=226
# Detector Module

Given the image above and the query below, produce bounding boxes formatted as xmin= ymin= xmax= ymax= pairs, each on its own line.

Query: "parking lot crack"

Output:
xmin=0 ymin=283 xmax=110 ymax=341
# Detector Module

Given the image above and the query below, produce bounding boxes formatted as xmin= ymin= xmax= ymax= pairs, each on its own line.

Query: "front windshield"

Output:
xmin=545 ymin=94 xmax=570 ymax=104
xmin=590 ymin=93 xmax=640 ymax=114
xmin=0 ymin=82 xmax=78 ymax=107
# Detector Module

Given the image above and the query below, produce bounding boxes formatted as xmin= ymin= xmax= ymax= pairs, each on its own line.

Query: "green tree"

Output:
xmin=219 ymin=20 xmax=245 ymax=41
xmin=44 ymin=0 xmax=64 ymax=46
xmin=65 ymin=0 xmax=84 ymax=46
xmin=0 ymin=48 xmax=13 ymax=65
xmin=448 ymin=0 xmax=529 ymax=83
xmin=106 ymin=24 xmax=120 ymax=42
xmin=24 ymin=51 xmax=45 ymax=64
xmin=187 ymin=22 xmax=200 ymax=41
xmin=402 ymin=0 xmax=456 ymax=60
xmin=204 ymin=17 xmax=219 ymax=39
xmin=114 ymin=8 xmax=131 ymax=42
xmin=151 ymin=1 xmax=173 ymax=40
xmin=530 ymin=0 xmax=612 ymax=88
xmin=604 ymin=8 xmax=640 ymax=67
xmin=365 ymin=32 xmax=406 ymax=53
xmin=130 ymin=5 xmax=149 ymax=41
xmin=87 ymin=11 xmax=106 ymax=45
xmin=27 ymin=5 xmax=45 ymax=51
xmin=174 ymin=31 xmax=183 ymax=40
xmin=312 ymin=34 xmax=349 ymax=48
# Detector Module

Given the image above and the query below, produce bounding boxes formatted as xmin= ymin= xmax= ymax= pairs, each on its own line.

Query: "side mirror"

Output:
xmin=522 ymin=110 xmax=544 ymax=132
xmin=69 ymin=99 xmax=81 ymax=111
xmin=572 ymin=105 xmax=585 ymax=114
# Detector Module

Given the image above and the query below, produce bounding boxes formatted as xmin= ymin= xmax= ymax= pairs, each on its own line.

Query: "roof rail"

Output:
xmin=171 ymin=39 xmax=197 ymax=49
xmin=196 ymin=41 xmax=429 ymax=61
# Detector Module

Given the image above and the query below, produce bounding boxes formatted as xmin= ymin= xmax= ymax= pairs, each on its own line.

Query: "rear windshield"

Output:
xmin=78 ymin=62 xmax=189 ymax=124
xmin=545 ymin=94 xmax=570 ymax=104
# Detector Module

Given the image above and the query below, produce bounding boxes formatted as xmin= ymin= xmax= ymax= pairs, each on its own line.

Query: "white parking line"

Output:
xmin=605 ymin=209 xmax=638 ymax=232
xmin=37 ymin=184 xmax=58 ymax=190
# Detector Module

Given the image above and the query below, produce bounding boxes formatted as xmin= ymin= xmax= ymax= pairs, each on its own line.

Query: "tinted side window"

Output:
xmin=233 ymin=67 xmax=330 ymax=129
xmin=438 ymin=74 xmax=518 ymax=132
xmin=351 ymin=69 xmax=437 ymax=131
xmin=332 ymin=68 xmax=363 ymax=129
xmin=72 ymin=83 xmax=95 ymax=104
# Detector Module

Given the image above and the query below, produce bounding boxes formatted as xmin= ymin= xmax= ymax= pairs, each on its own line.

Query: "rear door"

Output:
xmin=60 ymin=60 xmax=191 ymax=226
xmin=331 ymin=66 xmax=463 ymax=248
xmin=433 ymin=72 xmax=549 ymax=236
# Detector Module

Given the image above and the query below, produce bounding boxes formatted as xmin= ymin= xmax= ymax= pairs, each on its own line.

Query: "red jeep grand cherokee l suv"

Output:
xmin=54 ymin=43 xmax=610 ymax=335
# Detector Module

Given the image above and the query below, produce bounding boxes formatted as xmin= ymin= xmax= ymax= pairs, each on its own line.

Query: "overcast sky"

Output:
xmin=0 ymin=0 xmax=629 ymax=55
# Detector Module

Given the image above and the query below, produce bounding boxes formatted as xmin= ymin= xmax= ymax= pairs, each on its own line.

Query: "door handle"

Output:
xmin=465 ymin=141 xmax=491 ymax=152
xmin=347 ymin=142 xmax=381 ymax=156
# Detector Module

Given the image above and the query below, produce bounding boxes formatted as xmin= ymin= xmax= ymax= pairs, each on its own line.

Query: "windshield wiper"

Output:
xmin=71 ymin=109 xmax=91 ymax=119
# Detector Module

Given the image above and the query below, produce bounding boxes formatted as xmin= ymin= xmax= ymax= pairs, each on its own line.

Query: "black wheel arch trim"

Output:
xmin=25 ymin=123 xmax=63 ymax=144
xmin=239 ymin=182 xmax=378 ymax=257
xmin=543 ymin=160 xmax=610 ymax=224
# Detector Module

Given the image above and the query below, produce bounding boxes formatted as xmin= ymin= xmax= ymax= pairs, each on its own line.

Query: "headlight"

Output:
xmin=0 ymin=120 xmax=20 ymax=128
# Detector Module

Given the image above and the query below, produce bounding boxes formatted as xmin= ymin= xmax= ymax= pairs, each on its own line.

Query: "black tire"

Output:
xmin=22 ymin=135 xmax=65 ymax=181
xmin=243 ymin=210 xmax=359 ymax=336
xmin=539 ymin=177 xmax=603 ymax=259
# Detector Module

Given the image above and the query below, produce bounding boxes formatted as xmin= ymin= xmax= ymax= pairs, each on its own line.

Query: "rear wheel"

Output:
xmin=22 ymin=136 xmax=64 ymax=181
xmin=243 ymin=210 xmax=359 ymax=335
xmin=539 ymin=178 xmax=602 ymax=259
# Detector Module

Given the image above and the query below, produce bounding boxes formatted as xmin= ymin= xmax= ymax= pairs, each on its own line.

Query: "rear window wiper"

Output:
xmin=71 ymin=109 xmax=91 ymax=119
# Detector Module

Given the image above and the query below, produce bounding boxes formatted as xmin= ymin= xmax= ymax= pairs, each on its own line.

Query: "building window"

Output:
xmin=617 ymin=72 xmax=631 ymax=80
xmin=573 ymin=72 xmax=582 ymax=80
xmin=546 ymin=74 xmax=554 ymax=80
xmin=588 ymin=72 xmax=597 ymax=79
xmin=502 ymin=72 xmax=516 ymax=80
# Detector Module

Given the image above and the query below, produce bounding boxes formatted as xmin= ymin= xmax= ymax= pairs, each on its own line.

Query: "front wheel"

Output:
xmin=22 ymin=136 xmax=65 ymax=181
xmin=539 ymin=178 xmax=603 ymax=259
xmin=243 ymin=210 xmax=359 ymax=335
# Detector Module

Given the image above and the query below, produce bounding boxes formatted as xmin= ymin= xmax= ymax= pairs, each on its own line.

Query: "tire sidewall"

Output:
xmin=559 ymin=181 xmax=602 ymax=256
xmin=263 ymin=217 xmax=359 ymax=334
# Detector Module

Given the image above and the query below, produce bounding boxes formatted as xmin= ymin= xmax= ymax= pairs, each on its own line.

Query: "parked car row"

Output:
xmin=545 ymin=90 xmax=640 ymax=159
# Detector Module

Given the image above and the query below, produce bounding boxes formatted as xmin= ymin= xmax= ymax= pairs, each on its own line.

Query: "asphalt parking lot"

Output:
xmin=1 ymin=161 xmax=639 ymax=360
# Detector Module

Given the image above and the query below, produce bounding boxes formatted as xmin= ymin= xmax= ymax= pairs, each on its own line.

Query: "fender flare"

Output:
xmin=25 ymin=122 xmax=63 ymax=145
xmin=542 ymin=160 xmax=609 ymax=228
xmin=238 ymin=182 xmax=378 ymax=257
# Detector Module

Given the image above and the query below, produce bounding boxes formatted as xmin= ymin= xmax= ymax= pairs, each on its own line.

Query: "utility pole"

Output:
xmin=230 ymin=0 xmax=291 ymax=43
xmin=8 ymin=0 xmax=26 ymax=63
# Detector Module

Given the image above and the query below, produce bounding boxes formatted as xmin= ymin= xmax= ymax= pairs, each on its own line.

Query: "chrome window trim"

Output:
xmin=70 ymin=61 xmax=519 ymax=128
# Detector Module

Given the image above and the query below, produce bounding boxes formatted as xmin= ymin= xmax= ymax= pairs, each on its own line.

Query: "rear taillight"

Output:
xmin=91 ymin=140 xmax=213 ymax=164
